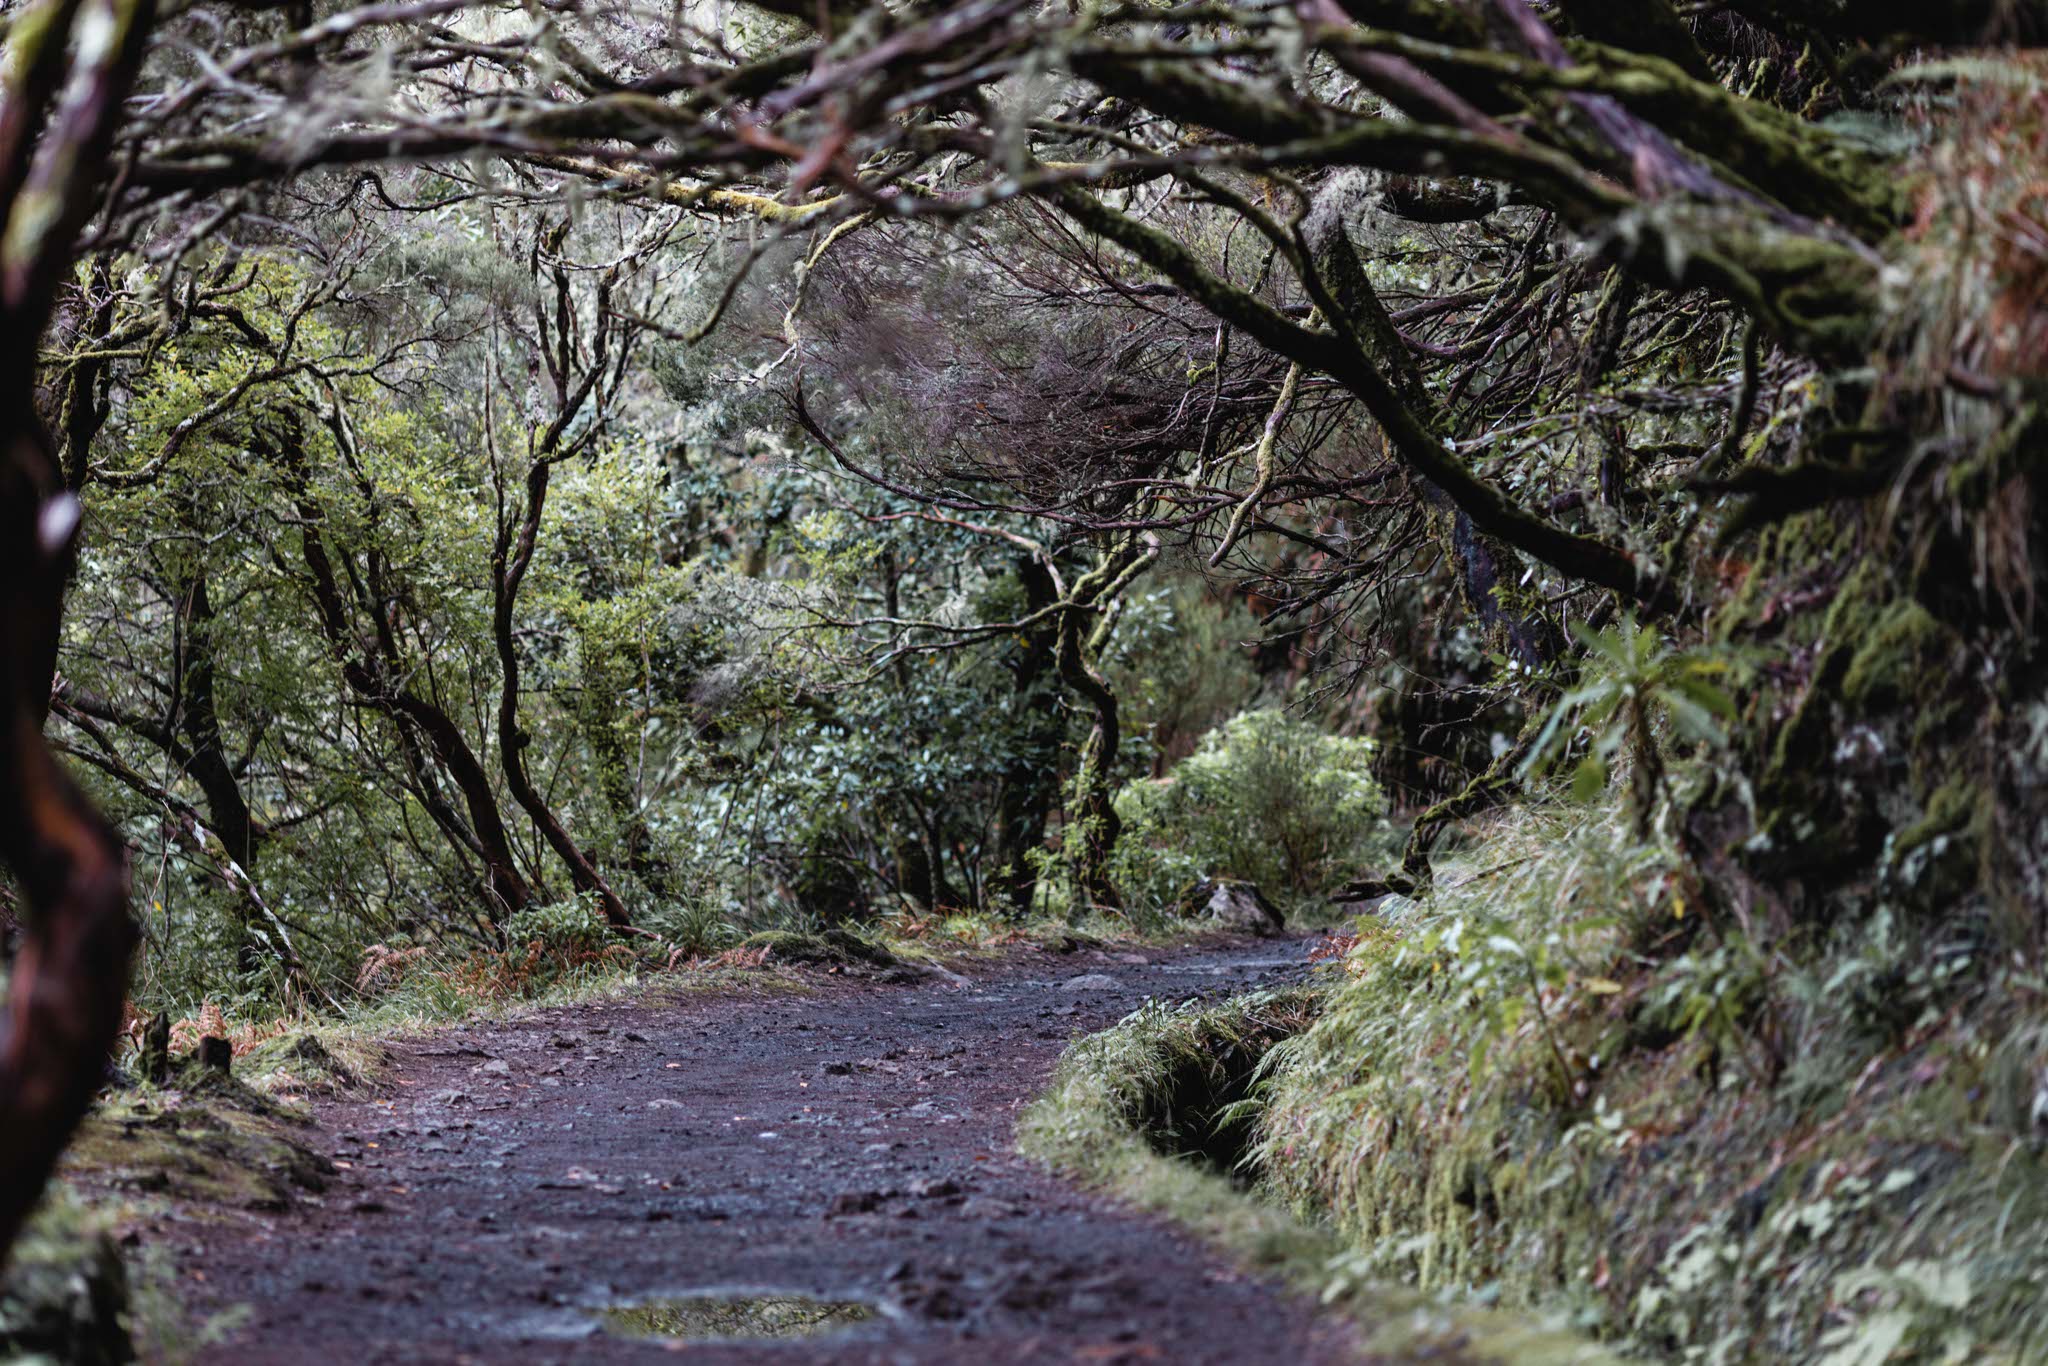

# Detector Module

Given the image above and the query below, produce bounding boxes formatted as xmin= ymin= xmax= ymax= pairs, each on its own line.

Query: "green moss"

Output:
xmin=597 ymin=1295 xmax=875 ymax=1341
xmin=1842 ymin=599 xmax=1956 ymax=711
xmin=0 ymin=1192 xmax=130 ymax=1366
xmin=740 ymin=927 xmax=899 ymax=968
xmin=60 ymin=1085 xmax=333 ymax=1216
xmin=1894 ymin=777 xmax=1986 ymax=856
xmin=1761 ymin=557 xmax=1882 ymax=786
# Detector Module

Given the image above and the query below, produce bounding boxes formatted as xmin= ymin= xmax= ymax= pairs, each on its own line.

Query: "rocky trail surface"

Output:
xmin=177 ymin=935 xmax=1363 ymax=1363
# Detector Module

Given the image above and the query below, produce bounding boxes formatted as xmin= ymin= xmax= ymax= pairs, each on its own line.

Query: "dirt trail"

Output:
xmin=181 ymin=935 xmax=1360 ymax=1363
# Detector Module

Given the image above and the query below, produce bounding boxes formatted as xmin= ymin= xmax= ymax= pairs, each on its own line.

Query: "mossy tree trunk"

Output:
xmin=1057 ymin=537 xmax=1159 ymax=916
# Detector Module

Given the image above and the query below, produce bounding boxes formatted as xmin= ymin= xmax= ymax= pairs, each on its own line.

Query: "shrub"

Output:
xmin=1111 ymin=709 xmax=1392 ymax=912
xmin=438 ymin=893 xmax=632 ymax=1000
xmin=499 ymin=894 xmax=610 ymax=958
xmin=641 ymin=898 xmax=741 ymax=958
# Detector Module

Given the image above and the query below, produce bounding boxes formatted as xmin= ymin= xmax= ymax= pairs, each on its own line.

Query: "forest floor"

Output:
xmin=146 ymin=932 xmax=1371 ymax=1363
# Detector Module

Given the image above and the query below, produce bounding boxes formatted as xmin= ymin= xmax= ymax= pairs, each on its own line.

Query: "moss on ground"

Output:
xmin=1020 ymin=990 xmax=1620 ymax=1364
xmin=0 ymin=1192 xmax=133 ymax=1366
xmin=4 ymin=1055 xmax=328 ymax=1364
xmin=60 ymin=1079 xmax=333 ymax=1216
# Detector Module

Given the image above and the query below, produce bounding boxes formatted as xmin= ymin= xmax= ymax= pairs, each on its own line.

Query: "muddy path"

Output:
xmin=178 ymin=935 xmax=1361 ymax=1363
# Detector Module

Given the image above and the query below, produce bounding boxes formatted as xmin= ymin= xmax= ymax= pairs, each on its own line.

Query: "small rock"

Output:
xmin=472 ymin=1059 xmax=511 ymax=1077
xmin=826 ymin=1191 xmax=884 ymax=1218
xmin=1061 ymin=974 xmax=1118 ymax=992
xmin=1182 ymin=877 xmax=1285 ymax=936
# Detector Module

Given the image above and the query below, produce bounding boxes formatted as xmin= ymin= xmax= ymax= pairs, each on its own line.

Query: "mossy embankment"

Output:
xmin=1031 ymin=796 xmax=2048 ymax=1362
xmin=1019 ymin=987 xmax=1620 ymax=1364
xmin=1 ymin=1045 xmax=344 ymax=1363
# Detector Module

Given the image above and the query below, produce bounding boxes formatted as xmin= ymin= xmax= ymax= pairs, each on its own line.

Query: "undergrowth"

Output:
xmin=1254 ymin=798 xmax=2048 ymax=1363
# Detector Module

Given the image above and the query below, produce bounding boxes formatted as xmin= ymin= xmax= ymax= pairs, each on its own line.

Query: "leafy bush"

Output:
xmin=1520 ymin=616 xmax=1748 ymax=834
xmin=1110 ymin=709 xmax=1392 ymax=912
xmin=641 ymin=897 xmax=741 ymax=958
xmin=440 ymin=893 xmax=635 ymax=999
xmin=499 ymin=894 xmax=610 ymax=958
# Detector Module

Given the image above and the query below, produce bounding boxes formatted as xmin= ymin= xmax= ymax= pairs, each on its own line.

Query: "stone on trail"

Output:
xmin=1060 ymin=974 xmax=1119 ymax=991
xmin=825 ymin=1190 xmax=885 ymax=1218
xmin=1178 ymin=878 xmax=1284 ymax=936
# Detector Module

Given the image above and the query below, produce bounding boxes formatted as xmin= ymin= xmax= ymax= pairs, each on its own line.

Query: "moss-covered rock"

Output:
xmin=0 ymin=1209 xmax=131 ymax=1366
xmin=61 ymin=1075 xmax=333 ymax=1215
xmin=741 ymin=927 xmax=902 ymax=971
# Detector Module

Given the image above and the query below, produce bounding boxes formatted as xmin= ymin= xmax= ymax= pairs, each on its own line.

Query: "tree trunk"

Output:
xmin=992 ymin=556 xmax=1065 ymax=915
xmin=0 ymin=410 xmax=136 ymax=1266
xmin=575 ymin=648 xmax=674 ymax=902
xmin=1056 ymin=539 xmax=1157 ymax=915
xmin=493 ymin=456 xmax=631 ymax=929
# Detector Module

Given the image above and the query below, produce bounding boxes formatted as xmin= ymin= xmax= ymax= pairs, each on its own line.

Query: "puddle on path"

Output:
xmin=595 ymin=1293 xmax=879 ymax=1342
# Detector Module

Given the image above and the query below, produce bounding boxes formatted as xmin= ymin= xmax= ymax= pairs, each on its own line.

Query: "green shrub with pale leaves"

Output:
xmin=1111 ymin=709 xmax=1393 ymax=911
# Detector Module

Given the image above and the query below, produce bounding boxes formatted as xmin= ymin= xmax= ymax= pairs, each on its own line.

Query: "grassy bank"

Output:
xmin=1249 ymin=801 xmax=2048 ymax=1362
xmin=1019 ymin=989 xmax=1618 ymax=1363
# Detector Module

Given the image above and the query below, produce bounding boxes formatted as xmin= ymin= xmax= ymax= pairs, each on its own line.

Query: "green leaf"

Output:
xmin=1571 ymin=755 xmax=1609 ymax=802
xmin=1666 ymin=672 xmax=1738 ymax=721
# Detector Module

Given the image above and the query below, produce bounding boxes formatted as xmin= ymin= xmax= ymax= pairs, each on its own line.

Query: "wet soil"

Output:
xmin=175 ymin=935 xmax=1361 ymax=1363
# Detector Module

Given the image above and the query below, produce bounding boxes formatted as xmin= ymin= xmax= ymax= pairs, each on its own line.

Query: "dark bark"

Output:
xmin=991 ymin=556 xmax=1066 ymax=915
xmin=493 ymin=454 xmax=631 ymax=930
xmin=484 ymin=239 xmax=633 ymax=930
xmin=0 ymin=0 xmax=156 ymax=1271
xmin=1306 ymin=192 xmax=1564 ymax=666
xmin=0 ymin=410 xmax=136 ymax=1266
xmin=176 ymin=575 xmax=264 ymax=876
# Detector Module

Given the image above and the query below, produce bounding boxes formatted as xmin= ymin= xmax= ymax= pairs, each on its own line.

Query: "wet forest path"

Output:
xmin=185 ymin=935 xmax=1362 ymax=1363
